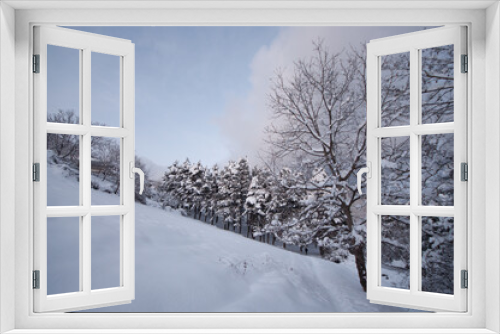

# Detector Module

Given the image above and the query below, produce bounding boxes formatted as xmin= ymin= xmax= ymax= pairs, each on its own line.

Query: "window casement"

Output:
xmin=363 ymin=26 xmax=468 ymax=312
xmin=33 ymin=26 xmax=139 ymax=312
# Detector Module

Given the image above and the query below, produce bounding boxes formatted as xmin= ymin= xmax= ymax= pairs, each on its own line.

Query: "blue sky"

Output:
xmin=49 ymin=26 xmax=428 ymax=174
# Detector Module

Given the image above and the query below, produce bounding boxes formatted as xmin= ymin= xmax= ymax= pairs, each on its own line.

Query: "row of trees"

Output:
xmin=158 ymin=157 xmax=359 ymax=277
xmin=160 ymin=159 xmax=340 ymax=250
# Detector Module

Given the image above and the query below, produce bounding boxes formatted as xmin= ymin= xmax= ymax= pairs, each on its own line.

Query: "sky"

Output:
xmin=48 ymin=26 xmax=430 ymax=177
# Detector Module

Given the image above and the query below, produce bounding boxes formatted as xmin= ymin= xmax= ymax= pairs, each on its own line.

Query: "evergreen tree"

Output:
xmin=209 ymin=164 xmax=220 ymax=225
xmin=234 ymin=158 xmax=251 ymax=231
xmin=244 ymin=168 xmax=271 ymax=239
xmin=216 ymin=162 xmax=234 ymax=230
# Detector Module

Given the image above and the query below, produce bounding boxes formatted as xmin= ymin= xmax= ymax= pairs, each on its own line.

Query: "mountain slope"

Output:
xmin=47 ymin=162 xmax=410 ymax=312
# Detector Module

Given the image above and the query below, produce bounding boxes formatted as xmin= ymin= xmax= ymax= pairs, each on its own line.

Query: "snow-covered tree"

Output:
xmin=262 ymin=41 xmax=382 ymax=289
xmin=188 ymin=161 xmax=206 ymax=218
xmin=264 ymin=168 xmax=304 ymax=245
xmin=208 ymin=164 xmax=220 ymax=225
xmin=244 ymin=167 xmax=272 ymax=238
xmin=216 ymin=162 xmax=235 ymax=229
xmin=176 ymin=159 xmax=192 ymax=214
xmin=234 ymin=158 xmax=251 ymax=231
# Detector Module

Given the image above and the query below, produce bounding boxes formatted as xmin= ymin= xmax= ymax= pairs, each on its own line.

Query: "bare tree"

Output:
xmin=265 ymin=40 xmax=455 ymax=292
xmin=265 ymin=41 xmax=369 ymax=289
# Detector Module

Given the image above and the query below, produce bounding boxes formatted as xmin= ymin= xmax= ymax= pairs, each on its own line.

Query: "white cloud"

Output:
xmin=215 ymin=26 xmax=428 ymax=166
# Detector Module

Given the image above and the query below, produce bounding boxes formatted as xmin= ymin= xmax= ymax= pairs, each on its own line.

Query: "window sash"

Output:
xmin=32 ymin=25 xmax=136 ymax=313
xmin=366 ymin=26 xmax=468 ymax=312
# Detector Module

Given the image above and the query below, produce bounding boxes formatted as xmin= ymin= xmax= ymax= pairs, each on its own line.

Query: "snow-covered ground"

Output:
xmin=47 ymin=162 xmax=415 ymax=312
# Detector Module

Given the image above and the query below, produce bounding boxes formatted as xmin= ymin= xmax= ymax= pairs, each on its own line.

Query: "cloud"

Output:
xmin=215 ymin=26 xmax=392 ymax=166
xmin=215 ymin=27 xmax=332 ymax=165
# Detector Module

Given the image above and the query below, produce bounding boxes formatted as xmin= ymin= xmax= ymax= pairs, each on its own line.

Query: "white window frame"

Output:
xmin=0 ymin=1 xmax=499 ymax=333
xmin=33 ymin=26 xmax=136 ymax=313
xmin=365 ymin=26 xmax=468 ymax=312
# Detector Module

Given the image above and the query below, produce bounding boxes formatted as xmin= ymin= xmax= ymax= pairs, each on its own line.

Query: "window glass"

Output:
xmin=47 ymin=217 xmax=80 ymax=295
xmin=92 ymin=52 xmax=121 ymax=127
xmin=47 ymin=45 xmax=80 ymax=124
xmin=421 ymin=134 xmax=454 ymax=206
xmin=421 ymin=216 xmax=454 ymax=294
xmin=91 ymin=136 xmax=121 ymax=206
xmin=91 ymin=216 xmax=121 ymax=290
xmin=47 ymin=134 xmax=80 ymax=206
xmin=381 ymin=215 xmax=410 ymax=290
xmin=380 ymin=52 xmax=410 ymax=127
xmin=421 ymin=45 xmax=454 ymax=124
xmin=381 ymin=137 xmax=410 ymax=205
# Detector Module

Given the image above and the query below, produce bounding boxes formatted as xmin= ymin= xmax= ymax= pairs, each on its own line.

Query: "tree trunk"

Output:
xmin=350 ymin=242 xmax=367 ymax=292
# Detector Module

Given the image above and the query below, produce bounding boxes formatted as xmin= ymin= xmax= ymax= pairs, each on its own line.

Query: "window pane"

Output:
xmin=91 ymin=136 xmax=121 ymax=205
xmin=91 ymin=216 xmax=121 ymax=290
xmin=381 ymin=137 xmax=410 ymax=205
xmin=381 ymin=215 xmax=410 ymax=290
xmin=421 ymin=216 xmax=454 ymax=294
xmin=92 ymin=52 xmax=121 ymax=127
xmin=47 ymin=134 xmax=80 ymax=206
xmin=380 ymin=52 xmax=410 ymax=127
xmin=47 ymin=217 xmax=80 ymax=295
xmin=421 ymin=133 xmax=454 ymax=206
xmin=47 ymin=45 xmax=80 ymax=124
xmin=421 ymin=45 xmax=454 ymax=124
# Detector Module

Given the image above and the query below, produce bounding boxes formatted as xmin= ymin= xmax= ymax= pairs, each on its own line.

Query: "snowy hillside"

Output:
xmin=47 ymin=162 xmax=412 ymax=312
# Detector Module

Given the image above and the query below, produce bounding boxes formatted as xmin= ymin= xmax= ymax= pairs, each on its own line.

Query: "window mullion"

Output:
xmin=409 ymin=47 xmax=420 ymax=294
xmin=82 ymin=48 xmax=92 ymax=294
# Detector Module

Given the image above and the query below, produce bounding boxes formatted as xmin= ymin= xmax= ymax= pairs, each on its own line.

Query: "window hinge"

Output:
xmin=33 ymin=270 xmax=40 ymax=289
xmin=33 ymin=54 xmax=40 ymax=73
xmin=461 ymin=270 xmax=468 ymax=289
xmin=461 ymin=162 xmax=468 ymax=181
xmin=33 ymin=163 xmax=40 ymax=182
xmin=461 ymin=54 xmax=468 ymax=73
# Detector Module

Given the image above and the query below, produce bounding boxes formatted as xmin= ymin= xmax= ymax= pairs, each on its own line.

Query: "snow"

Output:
xmin=47 ymin=162 xmax=413 ymax=313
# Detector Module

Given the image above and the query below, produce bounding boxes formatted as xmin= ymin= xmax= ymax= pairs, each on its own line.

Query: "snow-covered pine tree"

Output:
xmin=161 ymin=161 xmax=181 ymax=209
xmin=200 ymin=166 xmax=213 ymax=222
xmin=234 ymin=157 xmax=251 ymax=232
xmin=216 ymin=162 xmax=235 ymax=230
xmin=244 ymin=167 xmax=271 ymax=239
xmin=178 ymin=159 xmax=192 ymax=215
xmin=209 ymin=164 xmax=220 ymax=225
xmin=188 ymin=161 xmax=206 ymax=219
xmin=264 ymin=168 xmax=305 ymax=245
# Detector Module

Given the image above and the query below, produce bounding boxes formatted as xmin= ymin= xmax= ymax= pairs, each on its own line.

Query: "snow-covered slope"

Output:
xmin=47 ymin=162 xmax=412 ymax=312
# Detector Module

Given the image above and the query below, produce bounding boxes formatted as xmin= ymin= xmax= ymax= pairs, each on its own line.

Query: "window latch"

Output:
xmin=357 ymin=162 xmax=372 ymax=195
xmin=129 ymin=162 xmax=145 ymax=195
